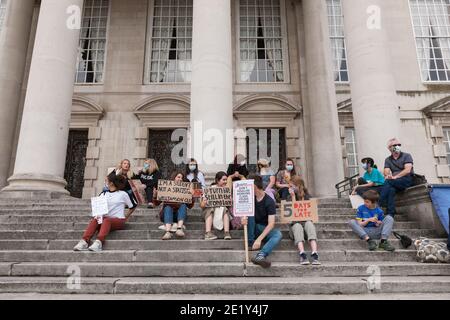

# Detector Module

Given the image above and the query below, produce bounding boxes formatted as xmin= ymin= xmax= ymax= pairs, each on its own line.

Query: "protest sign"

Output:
xmin=129 ymin=180 xmax=147 ymax=205
xmin=233 ymin=180 xmax=255 ymax=217
xmin=349 ymin=194 xmax=364 ymax=209
xmin=203 ymin=187 xmax=232 ymax=208
xmin=157 ymin=179 xmax=193 ymax=203
xmin=91 ymin=196 xmax=108 ymax=217
xmin=280 ymin=199 xmax=319 ymax=223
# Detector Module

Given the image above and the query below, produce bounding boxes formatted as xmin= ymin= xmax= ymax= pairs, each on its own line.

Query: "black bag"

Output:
xmin=393 ymin=231 xmax=413 ymax=249
xmin=411 ymin=173 xmax=427 ymax=186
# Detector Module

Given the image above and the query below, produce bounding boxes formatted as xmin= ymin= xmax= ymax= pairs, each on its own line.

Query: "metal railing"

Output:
xmin=335 ymin=174 xmax=360 ymax=199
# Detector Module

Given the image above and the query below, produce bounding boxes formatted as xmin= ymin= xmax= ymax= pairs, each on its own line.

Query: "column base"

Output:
xmin=1 ymin=173 xmax=70 ymax=199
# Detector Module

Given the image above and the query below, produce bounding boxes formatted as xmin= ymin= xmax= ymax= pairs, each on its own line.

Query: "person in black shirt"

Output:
xmin=136 ymin=159 xmax=161 ymax=208
xmin=107 ymin=159 xmax=138 ymax=210
xmin=242 ymin=174 xmax=282 ymax=268
xmin=227 ymin=154 xmax=249 ymax=183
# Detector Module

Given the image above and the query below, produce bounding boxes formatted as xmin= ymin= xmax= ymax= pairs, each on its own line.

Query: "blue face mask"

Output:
xmin=144 ymin=164 xmax=150 ymax=170
xmin=286 ymin=165 xmax=294 ymax=172
xmin=362 ymin=163 xmax=368 ymax=171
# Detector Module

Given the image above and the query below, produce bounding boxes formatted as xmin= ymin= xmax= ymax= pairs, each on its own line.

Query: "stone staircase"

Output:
xmin=0 ymin=197 xmax=448 ymax=296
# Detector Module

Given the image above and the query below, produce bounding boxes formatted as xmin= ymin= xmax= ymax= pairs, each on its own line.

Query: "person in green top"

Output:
xmin=352 ymin=157 xmax=385 ymax=197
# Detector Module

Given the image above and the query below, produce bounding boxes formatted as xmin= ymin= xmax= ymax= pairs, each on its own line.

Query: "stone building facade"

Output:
xmin=0 ymin=0 xmax=450 ymax=199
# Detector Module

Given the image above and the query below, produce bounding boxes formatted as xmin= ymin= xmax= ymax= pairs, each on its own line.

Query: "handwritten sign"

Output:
xmin=204 ymin=187 xmax=233 ymax=208
xmin=91 ymin=196 xmax=108 ymax=217
xmin=280 ymin=199 xmax=319 ymax=223
xmin=233 ymin=180 xmax=255 ymax=217
xmin=129 ymin=180 xmax=147 ymax=205
xmin=192 ymin=182 xmax=203 ymax=198
xmin=157 ymin=180 xmax=193 ymax=204
xmin=349 ymin=195 xmax=364 ymax=209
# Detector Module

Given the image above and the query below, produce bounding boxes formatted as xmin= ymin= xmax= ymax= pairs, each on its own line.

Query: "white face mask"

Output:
xmin=286 ymin=165 xmax=294 ymax=172
xmin=393 ymin=146 xmax=401 ymax=153
xmin=189 ymin=165 xmax=197 ymax=172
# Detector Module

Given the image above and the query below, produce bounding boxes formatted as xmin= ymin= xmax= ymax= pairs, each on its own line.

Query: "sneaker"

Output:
xmin=368 ymin=239 xmax=378 ymax=251
xmin=251 ymin=253 xmax=271 ymax=269
xmin=224 ymin=232 xmax=232 ymax=240
xmin=311 ymin=252 xmax=321 ymax=265
xmin=379 ymin=240 xmax=396 ymax=252
xmin=88 ymin=240 xmax=102 ymax=252
xmin=158 ymin=225 xmax=166 ymax=231
xmin=299 ymin=252 xmax=310 ymax=265
xmin=73 ymin=240 xmax=89 ymax=252
xmin=175 ymin=228 xmax=185 ymax=238
xmin=171 ymin=224 xmax=186 ymax=232
xmin=204 ymin=232 xmax=218 ymax=240
xmin=147 ymin=203 xmax=155 ymax=209
xmin=162 ymin=232 xmax=172 ymax=240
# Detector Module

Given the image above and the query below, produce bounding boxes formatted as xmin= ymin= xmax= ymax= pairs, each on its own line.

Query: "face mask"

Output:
xmin=189 ymin=165 xmax=197 ymax=172
xmin=362 ymin=163 xmax=368 ymax=171
xmin=143 ymin=164 xmax=150 ymax=170
xmin=393 ymin=146 xmax=401 ymax=153
xmin=286 ymin=165 xmax=294 ymax=172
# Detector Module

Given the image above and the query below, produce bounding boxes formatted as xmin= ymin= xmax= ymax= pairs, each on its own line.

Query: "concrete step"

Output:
xmin=0 ymin=214 xmax=411 ymax=224
xmin=0 ymin=221 xmax=420 ymax=231
xmin=6 ymin=262 xmax=450 ymax=278
xmin=0 ymin=249 xmax=419 ymax=263
xmin=0 ymin=229 xmax=436 ymax=240
xmin=0 ymin=276 xmax=448 ymax=295
xmin=2 ymin=238 xmax=446 ymax=251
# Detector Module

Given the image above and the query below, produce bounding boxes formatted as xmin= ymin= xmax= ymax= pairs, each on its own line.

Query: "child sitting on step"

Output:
xmin=348 ymin=190 xmax=395 ymax=252
xmin=287 ymin=176 xmax=320 ymax=265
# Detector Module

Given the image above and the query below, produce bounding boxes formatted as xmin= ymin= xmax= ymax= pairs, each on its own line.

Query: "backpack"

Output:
xmin=393 ymin=231 xmax=412 ymax=249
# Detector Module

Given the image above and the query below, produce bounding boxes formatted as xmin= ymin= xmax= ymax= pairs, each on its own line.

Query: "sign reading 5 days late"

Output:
xmin=280 ymin=199 xmax=319 ymax=223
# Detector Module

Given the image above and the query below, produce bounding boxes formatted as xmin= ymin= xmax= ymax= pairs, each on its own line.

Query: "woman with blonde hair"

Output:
xmin=107 ymin=159 xmax=138 ymax=210
xmin=137 ymin=159 xmax=161 ymax=208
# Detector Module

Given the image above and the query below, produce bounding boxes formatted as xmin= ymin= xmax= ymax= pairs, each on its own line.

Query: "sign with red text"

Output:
xmin=280 ymin=199 xmax=319 ymax=223
xmin=232 ymin=180 xmax=255 ymax=217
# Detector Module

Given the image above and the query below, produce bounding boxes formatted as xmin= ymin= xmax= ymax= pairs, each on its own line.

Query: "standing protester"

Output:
xmin=242 ymin=174 xmax=282 ymax=268
xmin=137 ymin=159 xmax=161 ymax=208
xmin=276 ymin=158 xmax=297 ymax=201
xmin=200 ymin=172 xmax=232 ymax=240
xmin=107 ymin=159 xmax=138 ymax=210
xmin=227 ymin=154 xmax=249 ymax=184
xmin=153 ymin=171 xmax=195 ymax=240
xmin=257 ymin=158 xmax=276 ymax=201
xmin=185 ymin=158 xmax=207 ymax=189
xmin=74 ymin=175 xmax=135 ymax=252
xmin=287 ymin=176 xmax=320 ymax=265
xmin=352 ymin=157 xmax=385 ymax=197
xmin=380 ymin=138 xmax=414 ymax=217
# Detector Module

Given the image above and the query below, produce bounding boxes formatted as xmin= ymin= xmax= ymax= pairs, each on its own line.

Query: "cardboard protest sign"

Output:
xmin=129 ymin=180 xmax=147 ymax=205
xmin=233 ymin=180 xmax=255 ymax=217
xmin=157 ymin=179 xmax=193 ymax=203
xmin=280 ymin=199 xmax=319 ymax=223
xmin=203 ymin=187 xmax=233 ymax=208
xmin=191 ymin=182 xmax=203 ymax=198
xmin=91 ymin=196 xmax=108 ymax=217
xmin=349 ymin=195 xmax=364 ymax=209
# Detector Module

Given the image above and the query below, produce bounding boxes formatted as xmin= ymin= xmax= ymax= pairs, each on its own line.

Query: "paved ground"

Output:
xmin=0 ymin=293 xmax=449 ymax=300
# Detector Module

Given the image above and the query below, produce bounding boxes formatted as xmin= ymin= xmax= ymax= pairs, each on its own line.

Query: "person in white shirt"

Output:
xmin=185 ymin=158 xmax=206 ymax=189
xmin=74 ymin=175 xmax=136 ymax=252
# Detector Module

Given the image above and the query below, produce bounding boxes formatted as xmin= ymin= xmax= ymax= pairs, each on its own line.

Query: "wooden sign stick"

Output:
xmin=244 ymin=224 xmax=250 ymax=264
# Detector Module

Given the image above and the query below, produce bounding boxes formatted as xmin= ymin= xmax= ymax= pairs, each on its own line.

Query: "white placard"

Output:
xmin=232 ymin=180 xmax=255 ymax=217
xmin=91 ymin=196 xmax=108 ymax=217
xmin=349 ymin=195 xmax=365 ymax=209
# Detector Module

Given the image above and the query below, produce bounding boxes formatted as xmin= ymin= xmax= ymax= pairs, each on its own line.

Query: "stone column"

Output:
xmin=0 ymin=0 xmax=35 ymax=190
xmin=190 ymin=0 xmax=234 ymax=173
xmin=302 ymin=0 xmax=344 ymax=197
xmin=342 ymin=0 xmax=400 ymax=167
xmin=3 ymin=0 xmax=84 ymax=195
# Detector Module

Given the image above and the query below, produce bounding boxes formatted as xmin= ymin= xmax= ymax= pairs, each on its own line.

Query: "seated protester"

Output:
xmin=379 ymin=138 xmax=414 ymax=217
xmin=287 ymin=176 xmax=320 ymax=265
xmin=352 ymin=157 xmax=385 ymax=197
xmin=137 ymin=158 xmax=161 ymax=209
xmin=74 ymin=175 xmax=135 ymax=252
xmin=185 ymin=158 xmax=206 ymax=195
xmin=107 ymin=159 xmax=138 ymax=210
xmin=348 ymin=190 xmax=395 ymax=252
xmin=257 ymin=158 xmax=276 ymax=201
xmin=153 ymin=171 xmax=195 ymax=240
xmin=242 ymin=174 xmax=283 ymax=269
xmin=200 ymin=172 xmax=232 ymax=240
xmin=227 ymin=154 xmax=249 ymax=184
xmin=276 ymin=158 xmax=297 ymax=201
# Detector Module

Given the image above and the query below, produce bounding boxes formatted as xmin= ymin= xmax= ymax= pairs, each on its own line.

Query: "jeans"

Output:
xmin=247 ymin=216 xmax=282 ymax=257
xmin=278 ymin=188 xmax=290 ymax=201
xmin=447 ymin=209 xmax=450 ymax=251
xmin=348 ymin=215 xmax=395 ymax=240
xmin=163 ymin=204 xmax=188 ymax=224
xmin=379 ymin=176 xmax=413 ymax=216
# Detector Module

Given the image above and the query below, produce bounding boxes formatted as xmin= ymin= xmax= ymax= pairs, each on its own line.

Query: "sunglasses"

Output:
xmin=392 ymin=144 xmax=402 ymax=147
